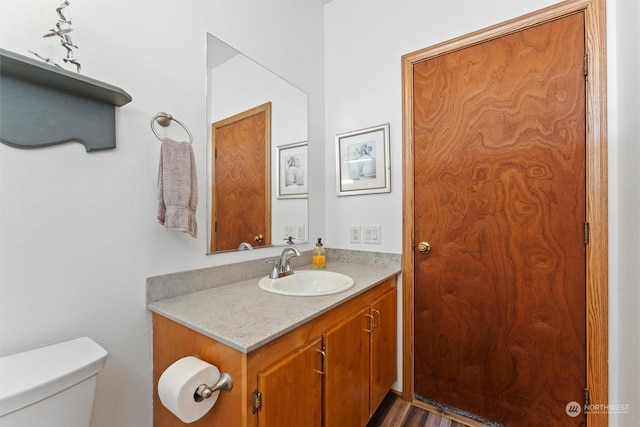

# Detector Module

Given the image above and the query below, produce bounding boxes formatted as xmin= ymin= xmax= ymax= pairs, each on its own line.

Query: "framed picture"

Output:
xmin=335 ymin=123 xmax=390 ymax=196
xmin=277 ymin=142 xmax=308 ymax=199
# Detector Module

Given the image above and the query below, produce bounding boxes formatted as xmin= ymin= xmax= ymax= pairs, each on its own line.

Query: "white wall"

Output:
xmin=0 ymin=1 xmax=324 ymax=425
xmin=608 ymin=0 xmax=640 ymax=425
xmin=324 ymin=0 xmax=639 ymax=425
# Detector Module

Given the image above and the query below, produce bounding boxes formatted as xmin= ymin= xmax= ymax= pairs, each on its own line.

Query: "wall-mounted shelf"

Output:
xmin=0 ymin=48 xmax=132 ymax=152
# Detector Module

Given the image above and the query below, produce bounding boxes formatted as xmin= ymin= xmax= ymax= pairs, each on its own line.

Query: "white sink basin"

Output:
xmin=258 ymin=270 xmax=355 ymax=296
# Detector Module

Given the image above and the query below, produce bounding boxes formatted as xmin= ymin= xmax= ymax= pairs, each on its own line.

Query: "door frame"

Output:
xmin=401 ymin=0 xmax=608 ymax=425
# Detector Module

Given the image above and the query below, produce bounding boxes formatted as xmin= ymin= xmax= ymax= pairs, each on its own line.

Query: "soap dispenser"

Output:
xmin=312 ymin=238 xmax=326 ymax=269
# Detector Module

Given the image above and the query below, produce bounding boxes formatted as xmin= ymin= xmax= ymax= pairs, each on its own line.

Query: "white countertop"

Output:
xmin=147 ymin=262 xmax=400 ymax=353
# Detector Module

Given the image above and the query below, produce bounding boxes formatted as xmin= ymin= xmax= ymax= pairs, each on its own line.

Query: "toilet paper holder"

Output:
xmin=194 ymin=371 xmax=233 ymax=402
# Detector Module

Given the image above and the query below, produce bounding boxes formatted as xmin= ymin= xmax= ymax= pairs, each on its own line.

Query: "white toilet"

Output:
xmin=0 ymin=337 xmax=108 ymax=426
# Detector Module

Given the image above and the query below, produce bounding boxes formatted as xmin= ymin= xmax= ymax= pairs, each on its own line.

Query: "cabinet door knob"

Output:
xmin=254 ymin=234 xmax=264 ymax=243
xmin=417 ymin=241 xmax=431 ymax=254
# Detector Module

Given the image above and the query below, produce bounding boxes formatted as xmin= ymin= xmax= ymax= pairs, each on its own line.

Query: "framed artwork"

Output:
xmin=335 ymin=123 xmax=390 ymax=196
xmin=277 ymin=142 xmax=308 ymax=199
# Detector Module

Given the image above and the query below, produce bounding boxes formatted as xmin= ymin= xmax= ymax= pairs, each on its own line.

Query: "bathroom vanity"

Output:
xmin=148 ymin=257 xmax=399 ymax=427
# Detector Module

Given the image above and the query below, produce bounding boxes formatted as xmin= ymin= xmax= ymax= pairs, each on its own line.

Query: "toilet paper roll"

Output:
xmin=158 ymin=356 xmax=221 ymax=423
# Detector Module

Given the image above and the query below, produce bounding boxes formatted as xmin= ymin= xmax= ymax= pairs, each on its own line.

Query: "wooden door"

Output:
xmin=413 ymin=13 xmax=586 ymax=426
xmin=211 ymin=102 xmax=271 ymax=252
xmin=369 ymin=288 xmax=397 ymax=417
xmin=324 ymin=306 xmax=370 ymax=427
xmin=257 ymin=337 xmax=323 ymax=427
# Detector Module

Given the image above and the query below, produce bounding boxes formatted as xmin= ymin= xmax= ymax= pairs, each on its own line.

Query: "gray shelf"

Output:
xmin=0 ymin=48 xmax=132 ymax=152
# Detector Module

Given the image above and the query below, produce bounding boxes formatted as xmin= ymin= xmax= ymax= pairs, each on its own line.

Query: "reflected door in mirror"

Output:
xmin=211 ymin=102 xmax=271 ymax=252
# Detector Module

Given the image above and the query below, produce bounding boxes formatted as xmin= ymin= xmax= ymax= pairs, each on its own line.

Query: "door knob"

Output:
xmin=417 ymin=241 xmax=431 ymax=254
xmin=254 ymin=234 xmax=264 ymax=243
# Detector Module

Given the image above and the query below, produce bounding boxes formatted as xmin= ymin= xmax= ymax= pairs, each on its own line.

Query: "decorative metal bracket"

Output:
xmin=193 ymin=371 xmax=233 ymax=402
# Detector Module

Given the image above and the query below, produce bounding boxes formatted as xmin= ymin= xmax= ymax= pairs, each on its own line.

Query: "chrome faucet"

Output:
xmin=237 ymin=242 xmax=253 ymax=250
xmin=267 ymin=246 xmax=301 ymax=279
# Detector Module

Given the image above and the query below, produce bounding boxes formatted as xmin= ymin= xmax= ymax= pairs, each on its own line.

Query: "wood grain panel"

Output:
xmin=211 ymin=102 xmax=271 ymax=252
xmin=583 ymin=1 xmax=609 ymax=426
xmin=324 ymin=306 xmax=371 ymax=427
xmin=152 ymin=313 xmax=246 ymax=427
xmin=412 ymin=13 xmax=586 ymax=426
xmin=257 ymin=337 xmax=322 ymax=427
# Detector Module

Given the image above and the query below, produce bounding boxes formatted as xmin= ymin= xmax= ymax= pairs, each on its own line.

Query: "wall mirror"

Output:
xmin=206 ymin=34 xmax=309 ymax=254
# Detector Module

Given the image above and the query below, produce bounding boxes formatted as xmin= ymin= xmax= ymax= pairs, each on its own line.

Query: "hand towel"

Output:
xmin=157 ymin=138 xmax=198 ymax=238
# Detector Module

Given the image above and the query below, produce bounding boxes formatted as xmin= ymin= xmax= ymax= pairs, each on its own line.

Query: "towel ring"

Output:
xmin=150 ymin=112 xmax=193 ymax=144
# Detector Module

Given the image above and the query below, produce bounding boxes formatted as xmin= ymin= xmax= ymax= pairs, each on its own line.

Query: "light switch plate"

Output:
xmin=362 ymin=225 xmax=381 ymax=244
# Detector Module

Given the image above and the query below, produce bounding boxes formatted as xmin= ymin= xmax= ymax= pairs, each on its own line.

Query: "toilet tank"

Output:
xmin=0 ymin=337 xmax=108 ymax=426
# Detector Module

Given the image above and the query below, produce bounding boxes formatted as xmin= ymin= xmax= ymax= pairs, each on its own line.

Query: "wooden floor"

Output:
xmin=367 ymin=394 xmax=470 ymax=427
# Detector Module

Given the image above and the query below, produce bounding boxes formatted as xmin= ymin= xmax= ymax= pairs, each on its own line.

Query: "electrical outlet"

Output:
xmin=362 ymin=225 xmax=381 ymax=244
xmin=283 ymin=225 xmax=294 ymax=239
xmin=350 ymin=226 xmax=361 ymax=243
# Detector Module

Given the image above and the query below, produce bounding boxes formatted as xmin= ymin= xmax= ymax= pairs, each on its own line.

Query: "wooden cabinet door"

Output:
xmin=369 ymin=288 xmax=397 ymax=416
xmin=257 ymin=337 xmax=322 ymax=427
xmin=323 ymin=306 xmax=370 ymax=427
